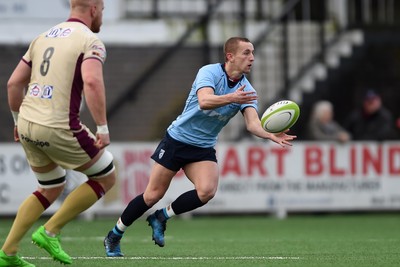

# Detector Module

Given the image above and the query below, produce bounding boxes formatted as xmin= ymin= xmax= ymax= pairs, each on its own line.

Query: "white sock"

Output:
xmin=45 ymin=229 xmax=56 ymax=237
xmin=116 ymin=217 xmax=128 ymax=232
xmin=164 ymin=203 xmax=176 ymax=218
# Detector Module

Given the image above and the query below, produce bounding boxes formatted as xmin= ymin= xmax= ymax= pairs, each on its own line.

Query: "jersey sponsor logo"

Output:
xmin=41 ymin=85 xmax=54 ymax=99
xmin=28 ymin=84 xmax=54 ymax=99
xmin=29 ymin=84 xmax=41 ymax=97
xmin=46 ymin=27 xmax=74 ymax=38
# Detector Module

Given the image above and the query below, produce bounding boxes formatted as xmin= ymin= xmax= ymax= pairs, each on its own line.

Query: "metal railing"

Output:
xmin=110 ymin=0 xmax=319 ymax=118
xmin=107 ymin=0 xmax=225 ymax=119
xmin=348 ymin=0 xmax=397 ymax=26
xmin=124 ymin=0 xmax=279 ymax=20
xmin=110 ymin=0 xmax=399 ymax=120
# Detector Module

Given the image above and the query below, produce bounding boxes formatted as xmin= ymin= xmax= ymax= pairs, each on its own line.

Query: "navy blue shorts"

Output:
xmin=151 ymin=132 xmax=217 ymax=171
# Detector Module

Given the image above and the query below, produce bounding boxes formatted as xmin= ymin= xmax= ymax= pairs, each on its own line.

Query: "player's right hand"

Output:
xmin=233 ymin=85 xmax=257 ymax=104
xmin=95 ymin=133 xmax=110 ymax=149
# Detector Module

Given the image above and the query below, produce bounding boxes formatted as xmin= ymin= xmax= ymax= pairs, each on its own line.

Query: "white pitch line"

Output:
xmin=23 ymin=256 xmax=300 ymax=260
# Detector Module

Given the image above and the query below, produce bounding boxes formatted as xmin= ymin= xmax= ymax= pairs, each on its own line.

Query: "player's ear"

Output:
xmin=90 ymin=4 xmax=97 ymax=18
xmin=226 ymin=52 xmax=234 ymax=62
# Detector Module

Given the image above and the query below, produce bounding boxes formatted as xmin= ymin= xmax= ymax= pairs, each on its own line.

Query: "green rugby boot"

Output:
xmin=31 ymin=226 xmax=72 ymax=264
xmin=0 ymin=250 xmax=35 ymax=267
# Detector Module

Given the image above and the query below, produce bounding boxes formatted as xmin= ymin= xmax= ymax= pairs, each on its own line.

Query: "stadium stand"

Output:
xmin=1 ymin=0 xmax=400 ymax=141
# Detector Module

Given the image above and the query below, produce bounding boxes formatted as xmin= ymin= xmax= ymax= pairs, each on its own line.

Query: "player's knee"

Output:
xmin=34 ymin=166 xmax=66 ymax=189
xmin=82 ymin=150 xmax=116 ymax=192
xmin=83 ymin=150 xmax=115 ymax=177
xmin=37 ymin=184 xmax=65 ymax=203
xmin=91 ymin=172 xmax=116 ymax=193
xmin=143 ymin=190 xmax=165 ymax=207
xmin=197 ymin=187 xmax=217 ymax=203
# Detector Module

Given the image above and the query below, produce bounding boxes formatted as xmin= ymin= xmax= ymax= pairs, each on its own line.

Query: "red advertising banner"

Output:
xmin=1 ymin=141 xmax=400 ymax=216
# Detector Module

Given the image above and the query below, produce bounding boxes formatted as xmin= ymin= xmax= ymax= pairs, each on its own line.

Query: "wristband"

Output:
xmin=96 ymin=124 xmax=109 ymax=134
xmin=11 ymin=111 xmax=19 ymax=125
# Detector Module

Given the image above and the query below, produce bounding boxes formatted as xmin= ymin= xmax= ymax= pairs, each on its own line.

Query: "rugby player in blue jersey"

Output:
xmin=104 ymin=37 xmax=296 ymax=256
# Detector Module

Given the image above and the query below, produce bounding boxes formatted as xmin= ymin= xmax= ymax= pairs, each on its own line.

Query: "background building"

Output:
xmin=2 ymin=0 xmax=400 ymax=142
xmin=1 ymin=0 xmax=400 ymax=217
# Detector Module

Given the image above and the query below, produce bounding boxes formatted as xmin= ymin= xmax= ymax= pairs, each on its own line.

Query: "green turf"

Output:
xmin=0 ymin=214 xmax=399 ymax=266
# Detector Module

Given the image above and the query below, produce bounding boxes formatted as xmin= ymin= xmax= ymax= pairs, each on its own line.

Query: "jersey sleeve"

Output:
xmin=83 ymin=37 xmax=106 ymax=64
xmin=22 ymin=49 xmax=31 ymax=63
xmin=194 ymin=66 xmax=216 ymax=92
xmin=22 ymin=38 xmax=37 ymax=66
xmin=240 ymin=80 xmax=258 ymax=112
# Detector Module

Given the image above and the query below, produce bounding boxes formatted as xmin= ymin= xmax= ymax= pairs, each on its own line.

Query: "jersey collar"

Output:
xmin=67 ymin=18 xmax=88 ymax=27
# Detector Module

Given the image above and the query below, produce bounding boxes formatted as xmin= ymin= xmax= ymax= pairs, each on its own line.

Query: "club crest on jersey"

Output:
xmin=159 ymin=149 xmax=165 ymax=159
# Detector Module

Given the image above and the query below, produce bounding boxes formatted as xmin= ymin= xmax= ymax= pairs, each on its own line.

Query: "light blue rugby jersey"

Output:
xmin=167 ymin=63 xmax=258 ymax=148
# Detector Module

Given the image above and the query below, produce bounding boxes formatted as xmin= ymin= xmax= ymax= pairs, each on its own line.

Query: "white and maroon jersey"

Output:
xmin=19 ymin=18 xmax=106 ymax=130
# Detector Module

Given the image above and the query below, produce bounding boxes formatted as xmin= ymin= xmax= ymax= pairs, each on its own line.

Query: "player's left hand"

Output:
xmin=13 ymin=126 xmax=20 ymax=142
xmin=270 ymin=129 xmax=297 ymax=148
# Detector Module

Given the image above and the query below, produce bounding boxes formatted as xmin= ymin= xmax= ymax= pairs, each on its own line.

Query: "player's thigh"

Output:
xmin=18 ymin=117 xmax=53 ymax=167
xmin=44 ymin=125 xmax=98 ymax=169
xmin=19 ymin=119 xmax=97 ymax=169
xmin=183 ymin=161 xmax=219 ymax=192
xmin=144 ymin=162 xmax=177 ymax=201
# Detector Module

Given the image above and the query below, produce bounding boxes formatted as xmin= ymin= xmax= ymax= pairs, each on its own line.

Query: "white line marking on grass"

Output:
xmin=23 ymin=256 xmax=300 ymax=261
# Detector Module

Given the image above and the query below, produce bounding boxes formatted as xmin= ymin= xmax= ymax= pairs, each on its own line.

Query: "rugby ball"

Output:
xmin=261 ymin=100 xmax=300 ymax=133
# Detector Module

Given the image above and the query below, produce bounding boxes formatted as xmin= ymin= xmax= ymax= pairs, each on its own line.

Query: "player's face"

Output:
xmin=91 ymin=0 xmax=104 ymax=33
xmin=233 ymin=41 xmax=255 ymax=74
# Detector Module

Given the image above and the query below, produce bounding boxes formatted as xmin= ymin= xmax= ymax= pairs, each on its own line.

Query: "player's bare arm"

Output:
xmin=243 ymin=107 xmax=296 ymax=147
xmin=197 ymin=85 xmax=257 ymax=110
xmin=8 ymin=60 xmax=31 ymax=112
xmin=7 ymin=60 xmax=31 ymax=142
xmin=82 ymin=58 xmax=110 ymax=148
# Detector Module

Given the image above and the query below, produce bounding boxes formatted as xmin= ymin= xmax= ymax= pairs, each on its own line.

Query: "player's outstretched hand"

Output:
xmin=232 ymin=85 xmax=257 ymax=104
xmin=270 ymin=129 xmax=297 ymax=148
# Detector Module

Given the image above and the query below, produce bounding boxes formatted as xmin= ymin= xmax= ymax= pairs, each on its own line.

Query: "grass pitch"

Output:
xmin=0 ymin=213 xmax=399 ymax=266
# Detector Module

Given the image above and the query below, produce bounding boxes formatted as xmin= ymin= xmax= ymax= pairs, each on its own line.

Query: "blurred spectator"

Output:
xmin=307 ymin=100 xmax=351 ymax=142
xmin=344 ymin=89 xmax=395 ymax=141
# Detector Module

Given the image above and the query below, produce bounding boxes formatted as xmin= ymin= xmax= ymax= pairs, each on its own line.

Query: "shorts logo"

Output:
xmin=20 ymin=134 xmax=50 ymax=148
xmin=41 ymin=85 xmax=53 ymax=99
xmin=159 ymin=149 xmax=165 ymax=159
